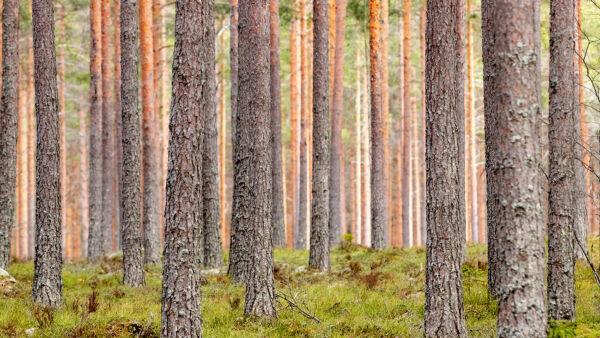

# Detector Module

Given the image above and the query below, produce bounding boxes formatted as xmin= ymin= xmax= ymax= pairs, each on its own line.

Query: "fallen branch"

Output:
xmin=574 ymin=235 xmax=600 ymax=289
xmin=137 ymin=312 xmax=154 ymax=337
xmin=275 ymin=291 xmax=321 ymax=323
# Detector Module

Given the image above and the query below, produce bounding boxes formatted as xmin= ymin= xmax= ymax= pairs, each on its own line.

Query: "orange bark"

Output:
xmin=27 ymin=8 xmax=36 ymax=257
xmin=289 ymin=4 xmax=300 ymax=248
xmin=355 ymin=48 xmax=362 ymax=244
xmin=418 ymin=4 xmax=426 ymax=246
xmin=362 ymin=65 xmax=371 ymax=245
xmin=466 ymin=0 xmax=478 ymax=243
xmin=402 ymin=0 xmax=411 ymax=247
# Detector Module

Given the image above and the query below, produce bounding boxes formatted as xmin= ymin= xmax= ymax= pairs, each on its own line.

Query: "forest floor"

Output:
xmin=1 ymin=240 xmax=600 ymax=337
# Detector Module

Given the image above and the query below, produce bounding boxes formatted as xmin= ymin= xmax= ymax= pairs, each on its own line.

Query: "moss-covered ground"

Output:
xmin=1 ymin=242 xmax=599 ymax=337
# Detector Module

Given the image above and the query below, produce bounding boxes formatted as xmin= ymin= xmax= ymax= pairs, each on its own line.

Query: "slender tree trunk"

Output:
xmin=270 ymin=0 xmax=286 ymax=247
xmin=355 ymin=48 xmax=362 ymax=244
xmin=113 ymin=0 xmax=123 ymax=252
xmin=456 ymin=0 xmax=466 ymax=260
xmin=419 ymin=3 xmax=426 ymax=246
xmin=370 ymin=0 xmax=388 ymax=249
xmin=202 ymin=10 xmax=222 ymax=268
xmin=579 ymin=0 xmax=592 ymax=236
xmin=120 ymin=0 xmax=146 ymax=287
xmin=140 ymin=0 xmax=160 ymax=264
xmin=160 ymin=0 xmax=209 ymax=334
xmin=424 ymin=0 xmax=467 ymax=334
xmin=573 ymin=0 xmax=588 ymax=258
xmin=329 ymin=0 xmax=347 ymax=248
xmin=548 ymin=0 xmax=575 ymax=321
xmin=80 ymin=107 xmax=89 ymax=257
xmin=88 ymin=0 xmax=103 ymax=261
xmin=27 ymin=19 xmax=36 ymax=258
xmin=159 ymin=0 xmax=169 ymax=247
xmin=236 ymin=0 xmax=277 ymax=317
xmin=17 ymin=63 xmax=29 ymax=259
xmin=362 ymin=65 xmax=371 ymax=245
xmin=289 ymin=7 xmax=300 ymax=249
xmin=58 ymin=4 xmax=68 ymax=257
xmin=0 ymin=0 xmax=19 ymax=268
xmin=32 ymin=0 xmax=63 ymax=307
xmin=296 ymin=0 xmax=308 ymax=250
xmin=466 ymin=0 xmax=477 ymax=243
xmin=482 ymin=0 xmax=547 ymax=334
xmin=218 ymin=29 xmax=228 ymax=249
xmin=101 ymin=0 xmax=116 ymax=253
xmin=309 ymin=0 xmax=330 ymax=270
xmin=401 ymin=0 xmax=411 ymax=248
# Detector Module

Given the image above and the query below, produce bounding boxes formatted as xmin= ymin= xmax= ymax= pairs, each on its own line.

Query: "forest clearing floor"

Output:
xmin=1 ymin=240 xmax=600 ymax=337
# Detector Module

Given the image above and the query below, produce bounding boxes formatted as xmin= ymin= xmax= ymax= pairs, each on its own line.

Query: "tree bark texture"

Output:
xmin=401 ymin=0 xmax=411 ymax=248
xmin=32 ymin=0 xmax=63 ymax=308
xmin=160 ymin=0 xmax=210 ymax=334
xmin=113 ymin=0 xmax=123 ymax=252
xmin=88 ymin=0 xmax=104 ymax=261
xmin=140 ymin=0 xmax=161 ymax=264
xmin=481 ymin=0 xmax=547 ymax=335
xmin=424 ymin=1 xmax=467 ymax=336
xmin=101 ymin=0 xmax=115 ymax=253
xmin=370 ymin=0 xmax=388 ymax=249
xmin=120 ymin=0 xmax=146 ymax=287
xmin=456 ymin=0 xmax=466 ymax=261
xmin=309 ymin=0 xmax=330 ymax=271
xmin=329 ymin=0 xmax=347 ymax=248
xmin=202 ymin=4 xmax=222 ymax=268
xmin=0 ymin=0 xmax=19 ymax=269
xmin=236 ymin=0 xmax=277 ymax=318
xmin=270 ymin=0 xmax=286 ymax=248
xmin=548 ymin=0 xmax=576 ymax=321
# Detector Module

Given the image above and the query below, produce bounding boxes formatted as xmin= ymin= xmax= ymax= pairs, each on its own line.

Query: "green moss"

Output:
xmin=2 ymin=244 xmax=599 ymax=337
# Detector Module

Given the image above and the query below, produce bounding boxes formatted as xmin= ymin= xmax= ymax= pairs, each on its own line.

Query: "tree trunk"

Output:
xmin=236 ymin=0 xmax=277 ymax=317
xmin=329 ymin=0 xmax=347 ymax=248
xmin=101 ymin=0 xmax=116 ymax=253
xmin=309 ymin=0 xmax=330 ymax=271
xmin=419 ymin=3 xmax=426 ymax=246
xmin=113 ymin=0 xmax=123 ymax=252
xmin=289 ymin=7 xmax=300 ymax=249
xmin=160 ymin=0 xmax=209 ymax=334
xmin=296 ymin=0 xmax=308 ymax=250
xmin=355 ymin=48 xmax=362 ymax=244
xmin=270 ymin=0 xmax=286 ymax=248
xmin=140 ymin=0 xmax=160 ymax=264
xmin=202 ymin=8 xmax=222 ymax=268
xmin=58 ymin=4 xmax=68 ymax=257
xmin=466 ymin=0 xmax=478 ymax=243
xmin=27 ymin=18 xmax=36 ymax=258
xmin=0 ymin=0 xmax=19 ymax=269
xmin=32 ymin=0 xmax=63 ymax=307
xmin=80 ymin=108 xmax=89 ymax=257
xmin=482 ymin=0 xmax=547 ymax=334
xmin=120 ymin=0 xmax=146 ymax=287
xmin=218 ymin=29 xmax=228 ymax=249
xmin=401 ymin=0 xmax=411 ymax=248
xmin=548 ymin=0 xmax=576 ymax=321
xmin=88 ymin=0 xmax=103 ymax=260
xmin=456 ymin=0 xmax=466 ymax=260
xmin=424 ymin=0 xmax=467 ymax=334
xmin=370 ymin=0 xmax=388 ymax=249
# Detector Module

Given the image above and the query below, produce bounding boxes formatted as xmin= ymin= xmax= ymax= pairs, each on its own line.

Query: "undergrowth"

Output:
xmin=1 ymin=242 xmax=599 ymax=337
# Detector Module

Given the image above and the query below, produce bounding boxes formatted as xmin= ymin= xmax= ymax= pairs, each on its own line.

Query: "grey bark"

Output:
xmin=160 ymin=0 xmax=209 ymax=334
xmin=237 ymin=0 xmax=277 ymax=318
xmin=424 ymin=1 xmax=467 ymax=336
xmin=370 ymin=0 xmax=388 ymax=249
xmin=0 ymin=0 xmax=19 ymax=269
xmin=270 ymin=0 xmax=286 ymax=248
xmin=329 ymin=0 xmax=347 ymax=248
xmin=88 ymin=0 xmax=104 ymax=261
xmin=455 ymin=0 xmax=466 ymax=262
xmin=573 ymin=0 xmax=588 ymax=259
xmin=481 ymin=0 xmax=547 ymax=335
xmin=101 ymin=0 xmax=115 ymax=254
xmin=548 ymin=0 xmax=575 ymax=320
xmin=120 ymin=0 xmax=145 ymax=287
xmin=230 ymin=0 xmax=238 ymax=152
xmin=309 ymin=0 xmax=330 ymax=271
xmin=202 ymin=5 xmax=223 ymax=268
xmin=142 ymin=119 xmax=161 ymax=264
xmin=296 ymin=126 xmax=308 ymax=250
xmin=31 ymin=0 xmax=63 ymax=308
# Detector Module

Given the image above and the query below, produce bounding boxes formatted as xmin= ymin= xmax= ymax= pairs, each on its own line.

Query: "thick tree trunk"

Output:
xmin=32 ymin=0 xmax=63 ymax=307
xmin=88 ymin=0 xmax=104 ymax=260
xmin=0 ymin=0 xmax=19 ymax=269
xmin=424 ymin=0 xmax=467 ymax=334
xmin=548 ymin=0 xmax=576 ymax=321
xmin=309 ymin=0 xmax=330 ymax=271
xmin=101 ymin=0 xmax=116 ymax=253
xmin=236 ymin=0 xmax=277 ymax=317
xmin=370 ymin=0 xmax=388 ymax=249
xmin=329 ymin=0 xmax=347 ymax=248
xmin=120 ymin=0 xmax=146 ymax=287
xmin=140 ymin=0 xmax=160 ymax=264
xmin=270 ymin=0 xmax=286 ymax=248
xmin=160 ymin=0 xmax=209 ymax=334
xmin=401 ymin=0 xmax=411 ymax=248
xmin=482 ymin=0 xmax=547 ymax=335
xmin=201 ymin=8 xmax=222 ymax=268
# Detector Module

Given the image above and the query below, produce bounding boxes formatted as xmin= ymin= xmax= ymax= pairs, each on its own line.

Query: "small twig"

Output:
xmin=574 ymin=235 xmax=600 ymax=289
xmin=276 ymin=291 xmax=321 ymax=323
xmin=137 ymin=312 xmax=154 ymax=337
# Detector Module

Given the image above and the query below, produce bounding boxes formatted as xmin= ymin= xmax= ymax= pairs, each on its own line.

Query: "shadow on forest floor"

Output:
xmin=2 ymin=240 xmax=600 ymax=337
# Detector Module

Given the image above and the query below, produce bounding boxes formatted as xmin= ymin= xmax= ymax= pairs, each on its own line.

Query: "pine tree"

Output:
xmin=31 ymin=0 xmax=63 ymax=307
